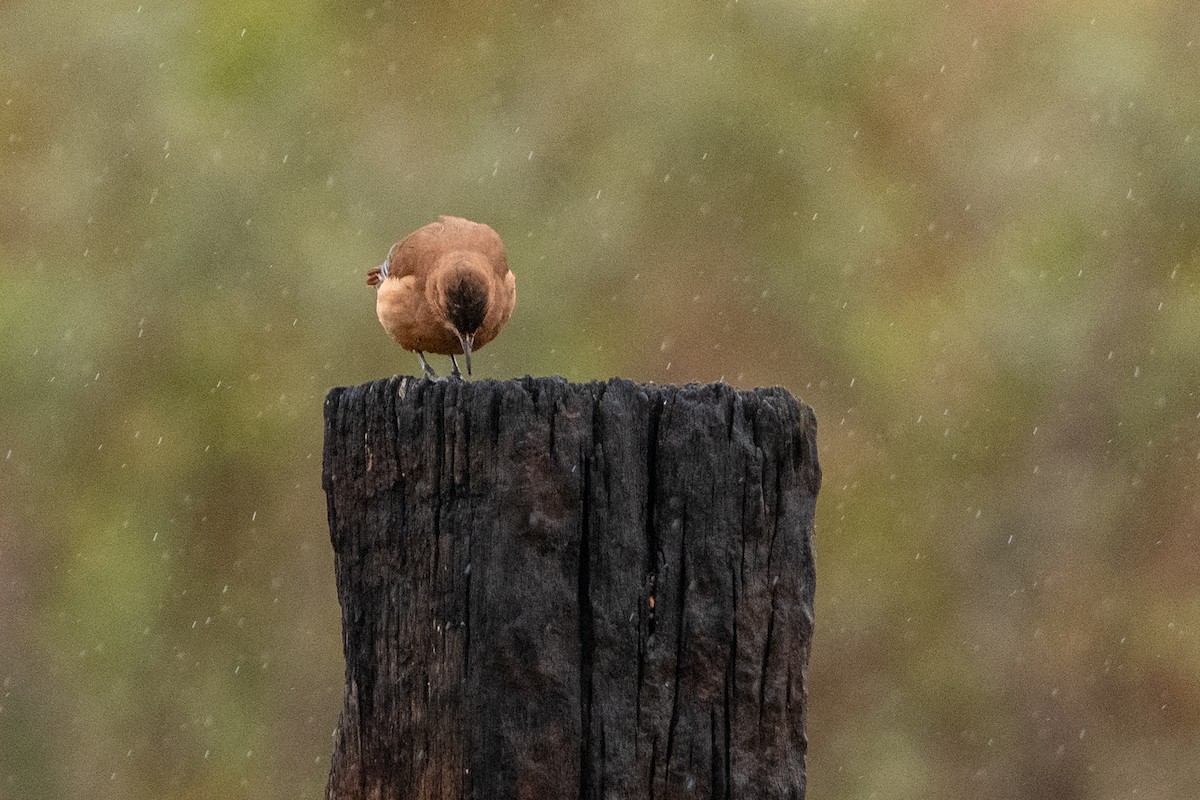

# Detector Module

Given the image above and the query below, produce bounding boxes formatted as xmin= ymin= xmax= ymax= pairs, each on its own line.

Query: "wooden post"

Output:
xmin=322 ymin=377 xmax=820 ymax=800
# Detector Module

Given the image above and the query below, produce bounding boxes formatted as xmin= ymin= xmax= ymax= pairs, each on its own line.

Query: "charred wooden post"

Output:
xmin=322 ymin=377 xmax=820 ymax=799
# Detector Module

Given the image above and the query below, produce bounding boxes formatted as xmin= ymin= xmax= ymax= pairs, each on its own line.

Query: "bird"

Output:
xmin=367 ymin=216 xmax=516 ymax=379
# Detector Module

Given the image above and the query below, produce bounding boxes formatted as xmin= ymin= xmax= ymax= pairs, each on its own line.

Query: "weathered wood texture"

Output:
xmin=322 ymin=377 xmax=820 ymax=800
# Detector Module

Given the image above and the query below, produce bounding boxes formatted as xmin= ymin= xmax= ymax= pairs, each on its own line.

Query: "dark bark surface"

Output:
xmin=322 ymin=377 xmax=820 ymax=800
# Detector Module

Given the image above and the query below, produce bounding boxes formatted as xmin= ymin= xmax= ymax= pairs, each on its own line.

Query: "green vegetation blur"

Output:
xmin=2 ymin=1 xmax=1199 ymax=798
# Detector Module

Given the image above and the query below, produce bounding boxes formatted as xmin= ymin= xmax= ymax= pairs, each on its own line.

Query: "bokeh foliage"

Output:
xmin=2 ymin=1 xmax=1199 ymax=798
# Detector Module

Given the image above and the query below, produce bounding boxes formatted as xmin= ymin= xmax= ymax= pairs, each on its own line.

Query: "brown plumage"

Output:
xmin=367 ymin=216 xmax=516 ymax=378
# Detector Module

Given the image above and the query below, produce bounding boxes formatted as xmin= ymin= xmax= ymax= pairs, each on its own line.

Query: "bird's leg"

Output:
xmin=416 ymin=351 xmax=438 ymax=379
xmin=449 ymin=354 xmax=465 ymax=380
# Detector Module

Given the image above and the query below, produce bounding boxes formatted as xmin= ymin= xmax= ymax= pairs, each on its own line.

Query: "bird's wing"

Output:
xmin=388 ymin=217 xmax=509 ymax=281
xmin=386 ymin=221 xmax=445 ymax=280
xmin=437 ymin=216 xmax=509 ymax=279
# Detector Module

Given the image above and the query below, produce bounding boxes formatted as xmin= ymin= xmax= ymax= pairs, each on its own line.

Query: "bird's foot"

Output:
xmin=449 ymin=354 xmax=467 ymax=380
xmin=416 ymin=351 xmax=438 ymax=380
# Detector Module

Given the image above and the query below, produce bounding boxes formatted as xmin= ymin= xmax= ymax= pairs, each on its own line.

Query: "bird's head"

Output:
xmin=432 ymin=259 xmax=489 ymax=375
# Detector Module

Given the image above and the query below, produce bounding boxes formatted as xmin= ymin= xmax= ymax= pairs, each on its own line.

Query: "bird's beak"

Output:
xmin=459 ymin=332 xmax=475 ymax=376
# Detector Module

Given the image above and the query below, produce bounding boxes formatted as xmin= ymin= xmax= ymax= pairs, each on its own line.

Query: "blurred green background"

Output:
xmin=2 ymin=1 xmax=1199 ymax=797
